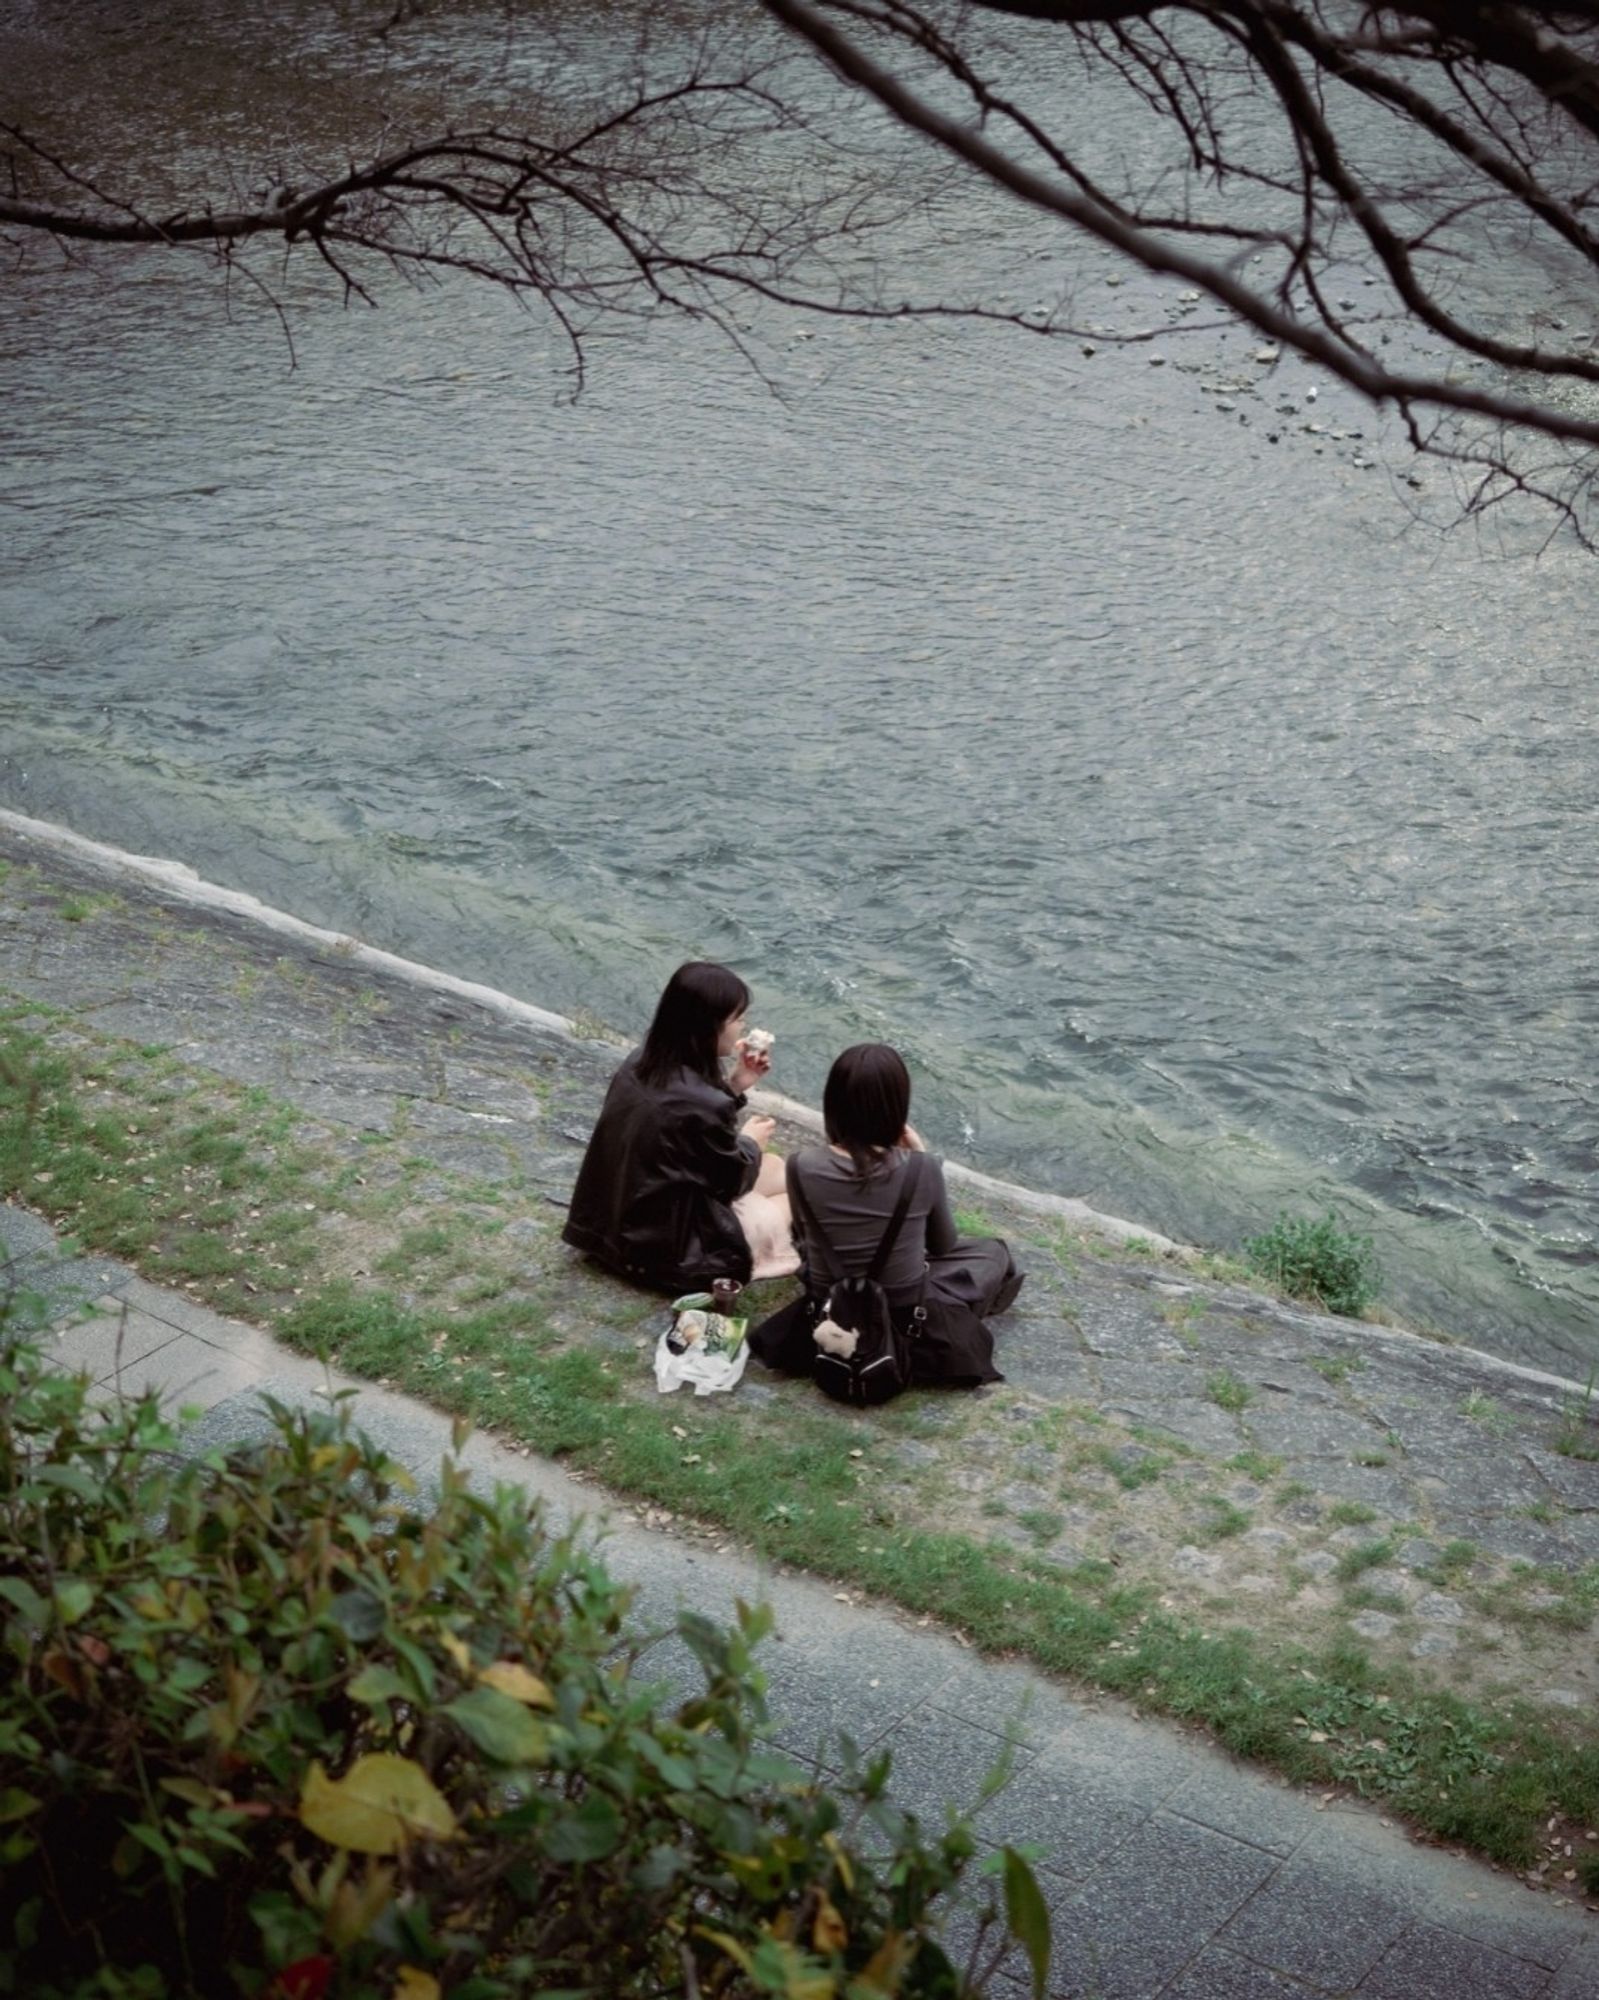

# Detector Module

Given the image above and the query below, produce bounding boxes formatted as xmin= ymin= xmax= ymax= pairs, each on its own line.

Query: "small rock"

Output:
xmin=1081 ymin=343 xmax=1097 ymax=357
xmin=1414 ymin=1592 xmax=1465 ymax=1623
xmin=1171 ymin=1544 xmax=1224 ymax=1580
xmin=1539 ymin=1689 xmax=1586 ymax=1710
xmin=1237 ymin=1574 xmax=1275 ymax=1594
xmin=1353 ymin=1610 xmax=1397 ymax=1640
xmin=1299 ymin=1552 xmax=1339 ymax=1579
xmin=1244 ymin=1527 xmax=1293 ymax=1551
xmin=1411 ymin=1631 xmax=1459 ymax=1658
xmin=1253 ymin=347 xmax=1279 ymax=363
xmin=1148 ymin=355 xmax=1167 ymax=367
xmin=1395 ymin=1539 xmax=1438 ymax=1570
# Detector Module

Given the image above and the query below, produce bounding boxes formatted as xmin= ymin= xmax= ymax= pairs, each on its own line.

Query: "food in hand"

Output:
xmin=744 ymin=1028 xmax=775 ymax=1057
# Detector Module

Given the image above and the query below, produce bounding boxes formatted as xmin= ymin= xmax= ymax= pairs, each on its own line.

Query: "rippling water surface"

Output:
xmin=2 ymin=4 xmax=1596 ymax=1371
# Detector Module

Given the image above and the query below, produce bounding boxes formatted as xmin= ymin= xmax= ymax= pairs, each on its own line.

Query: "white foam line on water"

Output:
xmin=4 ymin=806 xmax=1591 ymax=1401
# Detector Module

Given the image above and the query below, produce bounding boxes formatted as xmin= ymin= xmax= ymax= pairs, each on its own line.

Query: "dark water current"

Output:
xmin=2 ymin=6 xmax=1596 ymax=1373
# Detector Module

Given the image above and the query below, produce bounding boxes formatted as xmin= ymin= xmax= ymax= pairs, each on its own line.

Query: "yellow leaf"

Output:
xmin=299 ymin=1755 xmax=457 ymax=1855
xmin=812 ymin=1891 xmax=848 ymax=1956
xmin=822 ymin=1831 xmax=854 ymax=1893
xmin=858 ymin=1930 xmax=914 ymax=1994
xmin=477 ymin=1661 xmax=555 ymax=1708
xmin=439 ymin=1631 xmax=472 ymax=1674
xmin=694 ymin=1926 xmax=754 ymax=1976
xmin=392 ymin=1969 xmax=440 ymax=2000
xmin=327 ymin=1860 xmax=397 ymax=1949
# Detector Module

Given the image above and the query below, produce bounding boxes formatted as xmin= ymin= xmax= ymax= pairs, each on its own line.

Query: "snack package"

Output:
xmin=655 ymin=1293 xmax=750 ymax=1395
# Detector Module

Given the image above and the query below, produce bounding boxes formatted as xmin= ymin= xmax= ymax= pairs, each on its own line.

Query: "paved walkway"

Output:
xmin=6 ymin=1203 xmax=1596 ymax=2000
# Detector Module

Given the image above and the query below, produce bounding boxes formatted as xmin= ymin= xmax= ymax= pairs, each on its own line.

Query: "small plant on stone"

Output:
xmin=1197 ymin=1498 xmax=1251 ymax=1542
xmin=1206 ymin=1369 xmax=1254 ymax=1414
xmin=1226 ymin=1450 xmax=1282 ymax=1482
xmin=1335 ymin=1537 xmax=1398 ymax=1583
xmin=1553 ymin=1371 xmax=1599 ymax=1461
xmin=1458 ymin=1390 xmax=1517 ymax=1434
xmin=1328 ymin=1500 xmax=1379 ymax=1527
xmin=1244 ymin=1211 xmax=1380 ymax=1318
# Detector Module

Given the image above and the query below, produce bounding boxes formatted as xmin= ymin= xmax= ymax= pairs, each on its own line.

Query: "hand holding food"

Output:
xmin=729 ymin=1028 xmax=774 ymax=1093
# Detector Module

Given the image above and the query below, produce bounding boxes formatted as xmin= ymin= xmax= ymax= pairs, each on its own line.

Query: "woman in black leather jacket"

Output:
xmin=561 ymin=962 xmax=793 ymax=1292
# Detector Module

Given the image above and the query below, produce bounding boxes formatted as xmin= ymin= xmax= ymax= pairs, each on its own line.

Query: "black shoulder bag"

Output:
xmin=788 ymin=1154 xmax=927 ymax=1408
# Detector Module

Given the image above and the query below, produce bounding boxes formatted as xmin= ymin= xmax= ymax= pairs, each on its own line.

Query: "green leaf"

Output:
xmin=0 ymin=1788 xmax=40 ymax=1824
xmin=540 ymin=1795 xmax=623 ymax=1863
xmin=327 ymin=1589 xmax=385 ymax=1642
xmin=0 ymin=1579 xmax=48 ymax=1628
xmin=348 ymin=1664 xmax=410 ymax=1707
xmin=52 ymin=1579 xmax=94 ymax=1626
xmin=31 ymin=1464 xmax=102 ymax=1502
xmin=391 ymin=1633 xmax=437 ymax=1703
xmin=444 ymin=1688 xmax=549 ymax=1766
xmin=1002 ymin=1847 xmax=1051 ymax=2000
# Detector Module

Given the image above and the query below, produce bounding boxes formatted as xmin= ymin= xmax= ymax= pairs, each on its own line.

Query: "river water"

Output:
xmin=1 ymin=3 xmax=1595 ymax=1373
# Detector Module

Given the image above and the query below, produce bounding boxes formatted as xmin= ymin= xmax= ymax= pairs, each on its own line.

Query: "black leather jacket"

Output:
xmin=562 ymin=1052 xmax=759 ymax=1291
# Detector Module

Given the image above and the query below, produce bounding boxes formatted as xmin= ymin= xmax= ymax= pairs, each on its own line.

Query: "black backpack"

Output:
xmin=789 ymin=1155 xmax=926 ymax=1408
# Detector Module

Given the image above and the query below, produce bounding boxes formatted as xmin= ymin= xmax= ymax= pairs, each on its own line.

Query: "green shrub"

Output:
xmin=1243 ymin=1211 xmax=1380 ymax=1318
xmin=0 ymin=1332 xmax=1047 ymax=2000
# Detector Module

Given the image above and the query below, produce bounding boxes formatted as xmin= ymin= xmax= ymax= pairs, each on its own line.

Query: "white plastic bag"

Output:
xmin=653 ymin=1329 xmax=749 ymax=1396
xmin=653 ymin=1295 xmax=750 ymax=1396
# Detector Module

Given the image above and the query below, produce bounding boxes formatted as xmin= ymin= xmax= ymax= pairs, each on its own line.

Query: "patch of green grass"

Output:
xmin=1087 ymin=1442 xmax=1172 ymax=1491
xmin=1335 ymin=1538 xmax=1398 ymax=1583
xmin=1328 ymin=1500 xmax=1379 ymax=1527
xmin=1206 ymin=1370 xmax=1254 ymax=1414
xmin=1226 ymin=1450 xmax=1283 ymax=1482
xmin=1553 ymin=1372 xmax=1599 ymax=1461
xmin=1309 ymin=1353 xmax=1364 ymax=1384
xmin=56 ymin=891 xmax=120 ymax=923
xmin=1245 ymin=1212 xmax=1379 ymax=1318
xmin=1196 ymin=1498 xmax=1250 ymax=1542
xmin=1353 ymin=1450 xmax=1389 ymax=1467
xmin=1016 ymin=1508 xmax=1066 ymax=1545
xmin=1343 ymin=1584 xmax=1408 ymax=1614
xmin=1458 ymin=1391 xmax=1518 ymax=1434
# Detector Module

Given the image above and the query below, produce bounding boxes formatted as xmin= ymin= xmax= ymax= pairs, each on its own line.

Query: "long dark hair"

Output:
xmin=823 ymin=1043 xmax=911 ymax=1179
xmin=636 ymin=961 xmax=750 ymax=1089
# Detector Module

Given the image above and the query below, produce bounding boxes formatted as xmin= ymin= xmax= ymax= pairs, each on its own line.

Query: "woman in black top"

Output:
xmin=562 ymin=961 xmax=794 ymax=1293
xmin=755 ymin=1043 xmax=1021 ymax=1385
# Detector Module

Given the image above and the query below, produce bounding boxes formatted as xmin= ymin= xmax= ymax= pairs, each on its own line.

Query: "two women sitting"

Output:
xmin=562 ymin=961 xmax=1022 ymax=1388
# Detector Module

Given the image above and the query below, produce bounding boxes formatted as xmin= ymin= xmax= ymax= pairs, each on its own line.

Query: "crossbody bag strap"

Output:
xmin=863 ymin=1151 xmax=923 ymax=1284
xmin=787 ymin=1161 xmax=844 ymax=1290
xmin=791 ymin=1151 xmax=923 ymax=1292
